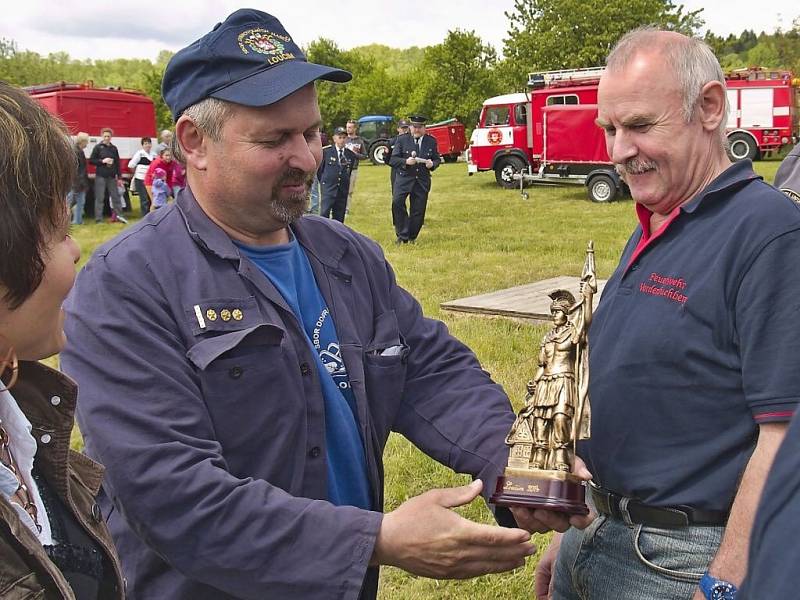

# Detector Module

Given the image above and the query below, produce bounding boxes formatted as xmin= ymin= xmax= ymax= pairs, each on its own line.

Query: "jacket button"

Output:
xmin=308 ymin=446 xmax=321 ymax=458
xmin=229 ymin=366 xmax=243 ymax=379
xmin=91 ymin=503 xmax=102 ymax=522
xmin=50 ymin=396 xmax=61 ymax=406
xmin=300 ymin=362 xmax=311 ymax=376
xmin=40 ymin=434 xmax=52 ymax=444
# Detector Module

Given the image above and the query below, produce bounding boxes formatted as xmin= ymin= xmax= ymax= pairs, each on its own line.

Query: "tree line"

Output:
xmin=1 ymin=0 xmax=798 ymax=135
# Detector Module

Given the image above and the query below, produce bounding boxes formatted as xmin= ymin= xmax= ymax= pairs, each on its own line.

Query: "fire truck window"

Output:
xmin=514 ymin=104 xmax=528 ymax=125
xmin=485 ymin=106 xmax=510 ymax=126
xmin=546 ymin=95 xmax=579 ymax=106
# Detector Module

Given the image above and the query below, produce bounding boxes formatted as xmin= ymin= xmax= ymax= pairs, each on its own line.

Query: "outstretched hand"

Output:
xmin=371 ymin=480 xmax=536 ymax=579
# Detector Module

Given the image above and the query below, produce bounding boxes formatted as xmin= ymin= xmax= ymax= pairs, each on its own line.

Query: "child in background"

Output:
xmin=151 ymin=167 xmax=170 ymax=209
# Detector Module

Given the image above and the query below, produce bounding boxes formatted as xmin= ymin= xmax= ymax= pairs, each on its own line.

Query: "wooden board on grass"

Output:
xmin=441 ymin=276 xmax=607 ymax=323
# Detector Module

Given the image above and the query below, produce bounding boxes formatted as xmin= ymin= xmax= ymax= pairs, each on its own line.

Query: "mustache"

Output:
xmin=616 ymin=159 xmax=657 ymax=176
xmin=277 ymin=168 xmax=314 ymax=188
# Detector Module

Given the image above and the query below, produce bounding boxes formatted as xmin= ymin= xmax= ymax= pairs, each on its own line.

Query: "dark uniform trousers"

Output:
xmin=389 ymin=134 xmax=441 ymax=241
xmin=317 ymin=145 xmax=356 ymax=223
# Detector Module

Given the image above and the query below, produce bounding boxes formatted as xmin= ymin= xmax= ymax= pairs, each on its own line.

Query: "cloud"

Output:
xmin=16 ymin=6 xmax=210 ymax=46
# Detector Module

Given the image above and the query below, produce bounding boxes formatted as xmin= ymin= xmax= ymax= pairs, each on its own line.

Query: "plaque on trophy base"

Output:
xmin=491 ymin=242 xmax=597 ymax=516
xmin=490 ymin=469 xmax=588 ymax=515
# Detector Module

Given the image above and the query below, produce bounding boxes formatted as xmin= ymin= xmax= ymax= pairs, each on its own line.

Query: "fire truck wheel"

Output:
xmin=588 ymin=174 xmax=617 ymax=203
xmin=370 ymin=142 xmax=390 ymax=165
xmin=727 ymin=132 xmax=758 ymax=162
xmin=495 ymin=156 xmax=525 ymax=189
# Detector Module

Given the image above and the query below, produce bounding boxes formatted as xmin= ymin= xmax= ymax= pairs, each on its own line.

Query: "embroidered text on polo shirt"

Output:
xmin=638 ymin=272 xmax=688 ymax=305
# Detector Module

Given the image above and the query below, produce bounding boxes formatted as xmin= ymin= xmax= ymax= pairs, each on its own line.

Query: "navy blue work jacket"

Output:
xmin=60 ymin=187 xmax=515 ymax=600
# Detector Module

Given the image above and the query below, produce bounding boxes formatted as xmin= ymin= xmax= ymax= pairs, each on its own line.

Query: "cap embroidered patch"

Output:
xmin=238 ymin=28 xmax=293 ymax=59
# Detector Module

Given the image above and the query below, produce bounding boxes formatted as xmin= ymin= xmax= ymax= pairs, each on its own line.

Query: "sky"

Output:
xmin=0 ymin=0 xmax=798 ymax=62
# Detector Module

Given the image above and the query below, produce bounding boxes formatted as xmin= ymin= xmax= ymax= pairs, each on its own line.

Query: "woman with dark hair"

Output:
xmin=0 ymin=81 xmax=124 ymax=599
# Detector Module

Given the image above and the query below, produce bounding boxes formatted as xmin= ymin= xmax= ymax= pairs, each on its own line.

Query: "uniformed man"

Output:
xmin=388 ymin=115 xmax=441 ymax=243
xmin=383 ymin=118 xmax=410 ymax=193
xmin=317 ymin=126 xmax=357 ymax=222
xmin=774 ymin=142 xmax=800 ymax=202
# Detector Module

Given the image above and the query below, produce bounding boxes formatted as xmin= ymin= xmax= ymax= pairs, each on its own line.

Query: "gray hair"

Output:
xmin=172 ymin=97 xmax=233 ymax=164
xmin=606 ymin=27 xmax=728 ymax=144
xmin=75 ymin=131 xmax=89 ymax=144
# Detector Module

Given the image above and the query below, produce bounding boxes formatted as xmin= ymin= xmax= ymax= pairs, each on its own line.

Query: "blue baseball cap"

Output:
xmin=162 ymin=8 xmax=351 ymax=120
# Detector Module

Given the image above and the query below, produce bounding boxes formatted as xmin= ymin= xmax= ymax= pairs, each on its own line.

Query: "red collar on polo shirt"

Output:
xmin=626 ymin=203 xmax=682 ymax=270
xmin=624 ymin=162 xmax=762 ymax=271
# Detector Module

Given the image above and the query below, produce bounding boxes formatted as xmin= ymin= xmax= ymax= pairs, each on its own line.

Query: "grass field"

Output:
xmin=62 ymin=157 xmax=784 ymax=598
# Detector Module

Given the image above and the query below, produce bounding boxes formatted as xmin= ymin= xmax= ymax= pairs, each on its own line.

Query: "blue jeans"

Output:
xmin=552 ymin=514 xmax=724 ymax=600
xmin=67 ymin=190 xmax=86 ymax=224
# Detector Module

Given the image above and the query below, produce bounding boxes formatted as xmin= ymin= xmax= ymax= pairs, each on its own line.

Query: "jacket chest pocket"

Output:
xmin=362 ymin=310 xmax=408 ymax=449
xmin=189 ymin=324 xmax=302 ymax=465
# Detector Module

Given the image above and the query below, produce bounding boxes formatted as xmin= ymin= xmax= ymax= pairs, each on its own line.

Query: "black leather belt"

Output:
xmin=590 ymin=484 xmax=728 ymax=528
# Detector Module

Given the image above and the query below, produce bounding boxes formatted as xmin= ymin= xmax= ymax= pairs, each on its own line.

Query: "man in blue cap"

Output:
xmin=317 ymin=126 xmax=357 ymax=222
xmin=61 ymin=9 xmax=542 ymax=600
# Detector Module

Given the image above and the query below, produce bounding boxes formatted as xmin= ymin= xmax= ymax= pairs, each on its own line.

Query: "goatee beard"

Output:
xmin=270 ymin=168 xmax=312 ymax=224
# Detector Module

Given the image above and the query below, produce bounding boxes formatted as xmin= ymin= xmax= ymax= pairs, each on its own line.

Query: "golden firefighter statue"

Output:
xmin=493 ymin=242 xmax=596 ymax=513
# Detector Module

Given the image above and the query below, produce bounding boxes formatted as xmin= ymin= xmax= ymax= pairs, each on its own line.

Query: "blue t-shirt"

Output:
xmin=235 ymin=234 xmax=372 ymax=509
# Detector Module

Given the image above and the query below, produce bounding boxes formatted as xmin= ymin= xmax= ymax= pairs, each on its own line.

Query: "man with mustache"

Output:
xmin=534 ymin=28 xmax=800 ymax=600
xmin=59 ymin=9 xmax=538 ymax=600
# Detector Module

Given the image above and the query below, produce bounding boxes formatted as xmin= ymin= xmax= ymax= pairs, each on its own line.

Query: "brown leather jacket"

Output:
xmin=0 ymin=361 xmax=124 ymax=599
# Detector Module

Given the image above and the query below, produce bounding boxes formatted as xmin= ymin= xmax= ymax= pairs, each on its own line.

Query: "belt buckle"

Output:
xmin=588 ymin=482 xmax=613 ymax=516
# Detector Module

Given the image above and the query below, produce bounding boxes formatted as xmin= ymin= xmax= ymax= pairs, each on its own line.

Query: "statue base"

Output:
xmin=490 ymin=468 xmax=589 ymax=515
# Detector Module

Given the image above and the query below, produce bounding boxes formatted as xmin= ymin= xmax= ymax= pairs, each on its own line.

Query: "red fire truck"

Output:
xmin=25 ymin=81 xmax=158 ymax=183
xmin=725 ymin=67 xmax=800 ymax=160
xmin=467 ymin=66 xmax=800 ymax=201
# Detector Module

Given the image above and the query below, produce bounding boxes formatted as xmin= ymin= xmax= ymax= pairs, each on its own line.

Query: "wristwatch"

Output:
xmin=699 ymin=572 xmax=737 ymax=600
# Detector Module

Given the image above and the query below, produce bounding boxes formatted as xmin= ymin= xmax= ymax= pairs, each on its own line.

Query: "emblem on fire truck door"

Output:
xmin=487 ymin=128 xmax=503 ymax=145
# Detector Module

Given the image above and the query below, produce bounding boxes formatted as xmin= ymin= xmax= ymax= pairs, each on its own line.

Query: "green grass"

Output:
xmin=60 ymin=157 xmax=784 ymax=598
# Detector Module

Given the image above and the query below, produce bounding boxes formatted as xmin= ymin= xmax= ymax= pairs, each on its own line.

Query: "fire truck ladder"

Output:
xmin=527 ymin=67 xmax=606 ymax=88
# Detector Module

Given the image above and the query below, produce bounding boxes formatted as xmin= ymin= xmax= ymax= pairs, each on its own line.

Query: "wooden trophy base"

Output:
xmin=491 ymin=468 xmax=589 ymax=515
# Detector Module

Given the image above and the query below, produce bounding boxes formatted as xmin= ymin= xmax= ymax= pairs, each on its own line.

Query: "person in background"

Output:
xmin=773 ymin=142 xmax=800 ymax=202
xmin=88 ymin=127 xmax=127 ymax=224
xmin=153 ymin=129 xmax=173 ymax=155
xmin=144 ymin=147 xmax=179 ymax=201
xmin=384 ymin=118 xmax=410 ymax=193
xmin=389 ymin=115 xmax=441 ymax=243
xmin=344 ymin=119 xmax=367 ymax=213
xmin=0 ymin=80 xmax=124 ymax=600
xmin=128 ymin=136 xmax=156 ymax=216
xmin=150 ymin=167 xmax=170 ymax=209
xmin=171 ymin=160 xmax=186 ymax=199
xmin=308 ymin=130 xmax=329 ymax=216
xmin=67 ymin=131 xmax=90 ymax=225
xmin=317 ymin=126 xmax=357 ymax=222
